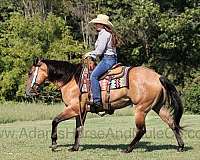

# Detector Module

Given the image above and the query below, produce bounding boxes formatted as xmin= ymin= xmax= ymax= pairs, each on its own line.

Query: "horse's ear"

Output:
xmin=33 ymin=57 xmax=44 ymax=66
xmin=38 ymin=57 xmax=44 ymax=65
xmin=33 ymin=57 xmax=39 ymax=66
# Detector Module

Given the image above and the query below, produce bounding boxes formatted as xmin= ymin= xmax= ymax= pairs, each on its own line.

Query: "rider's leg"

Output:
xmin=90 ymin=55 xmax=117 ymax=108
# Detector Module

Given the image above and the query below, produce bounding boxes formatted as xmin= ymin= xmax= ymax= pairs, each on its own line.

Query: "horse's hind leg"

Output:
xmin=153 ymin=106 xmax=184 ymax=151
xmin=123 ymin=105 xmax=148 ymax=153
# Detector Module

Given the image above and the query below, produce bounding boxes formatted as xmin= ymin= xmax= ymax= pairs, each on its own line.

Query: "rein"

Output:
xmin=77 ymin=64 xmax=87 ymax=127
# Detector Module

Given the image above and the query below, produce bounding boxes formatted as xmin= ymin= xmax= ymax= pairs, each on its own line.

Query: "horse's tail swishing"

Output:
xmin=158 ymin=76 xmax=184 ymax=151
xmin=159 ymin=76 xmax=183 ymax=131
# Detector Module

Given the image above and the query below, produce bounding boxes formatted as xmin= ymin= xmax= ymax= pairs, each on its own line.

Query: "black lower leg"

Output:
xmin=51 ymin=116 xmax=61 ymax=146
xmin=69 ymin=112 xmax=86 ymax=151
xmin=172 ymin=127 xmax=184 ymax=152
xmin=69 ymin=126 xmax=83 ymax=151
xmin=124 ymin=127 xmax=146 ymax=153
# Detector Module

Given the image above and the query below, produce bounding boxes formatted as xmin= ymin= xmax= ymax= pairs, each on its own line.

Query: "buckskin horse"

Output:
xmin=25 ymin=58 xmax=184 ymax=153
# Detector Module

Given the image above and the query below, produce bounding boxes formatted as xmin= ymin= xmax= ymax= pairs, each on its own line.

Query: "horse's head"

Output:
xmin=26 ymin=58 xmax=48 ymax=97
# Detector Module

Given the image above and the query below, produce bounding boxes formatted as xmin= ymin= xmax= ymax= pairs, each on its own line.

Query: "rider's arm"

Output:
xmin=90 ymin=29 xmax=111 ymax=59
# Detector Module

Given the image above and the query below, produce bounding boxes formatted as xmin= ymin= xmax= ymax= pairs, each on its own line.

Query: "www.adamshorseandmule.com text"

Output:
xmin=0 ymin=127 xmax=199 ymax=140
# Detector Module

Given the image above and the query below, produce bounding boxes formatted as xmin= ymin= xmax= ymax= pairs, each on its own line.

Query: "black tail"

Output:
xmin=159 ymin=76 xmax=183 ymax=130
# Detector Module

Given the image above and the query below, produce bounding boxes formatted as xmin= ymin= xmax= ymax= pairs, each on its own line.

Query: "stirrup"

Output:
xmin=105 ymin=109 xmax=114 ymax=115
xmin=97 ymin=110 xmax=115 ymax=117
xmin=87 ymin=101 xmax=102 ymax=113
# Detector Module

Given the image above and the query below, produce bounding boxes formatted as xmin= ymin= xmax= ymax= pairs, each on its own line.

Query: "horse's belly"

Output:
xmin=110 ymin=98 xmax=132 ymax=109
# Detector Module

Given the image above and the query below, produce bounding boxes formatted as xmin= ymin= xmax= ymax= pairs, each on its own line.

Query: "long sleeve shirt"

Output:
xmin=90 ymin=28 xmax=117 ymax=59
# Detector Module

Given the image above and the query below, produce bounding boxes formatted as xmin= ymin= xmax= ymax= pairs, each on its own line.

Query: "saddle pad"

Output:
xmin=80 ymin=67 xmax=91 ymax=93
xmin=99 ymin=67 xmax=130 ymax=91
xmin=80 ymin=66 xmax=131 ymax=92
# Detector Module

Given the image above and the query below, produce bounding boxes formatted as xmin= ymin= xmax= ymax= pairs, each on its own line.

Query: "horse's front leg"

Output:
xmin=50 ymin=116 xmax=61 ymax=150
xmin=50 ymin=105 xmax=79 ymax=151
xmin=69 ymin=110 xmax=87 ymax=152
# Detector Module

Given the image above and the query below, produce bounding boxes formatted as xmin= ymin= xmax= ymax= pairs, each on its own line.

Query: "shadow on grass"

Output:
xmin=56 ymin=141 xmax=193 ymax=152
xmin=144 ymin=144 xmax=193 ymax=152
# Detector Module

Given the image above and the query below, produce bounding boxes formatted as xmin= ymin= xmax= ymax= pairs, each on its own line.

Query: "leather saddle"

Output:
xmin=80 ymin=60 xmax=130 ymax=114
xmin=80 ymin=60 xmax=129 ymax=93
xmin=99 ymin=63 xmax=124 ymax=80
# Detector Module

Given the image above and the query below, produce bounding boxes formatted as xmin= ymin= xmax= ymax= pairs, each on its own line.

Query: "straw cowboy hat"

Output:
xmin=89 ymin=14 xmax=113 ymax=28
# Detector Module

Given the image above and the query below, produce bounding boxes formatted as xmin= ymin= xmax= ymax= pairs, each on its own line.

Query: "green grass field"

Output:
xmin=0 ymin=103 xmax=199 ymax=160
xmin=0 ymin=102 xmax=133 ymax=124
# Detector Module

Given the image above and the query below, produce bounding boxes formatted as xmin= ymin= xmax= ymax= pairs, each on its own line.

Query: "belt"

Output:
xmin=104 ymin=54 xmax=117 ymax=58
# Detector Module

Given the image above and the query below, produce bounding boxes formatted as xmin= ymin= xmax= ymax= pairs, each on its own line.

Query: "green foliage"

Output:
xmin=152 ymin=7 xmax=200 ymax=85
xmin=0 ymin=0 xmax=199 ymax=114
xmin=184 ymin=71 xmax=200 ymax=114
xmin=184 ymin=82 xmax=200 ymax=114
xmin=95 ymin=0 xmax=161 ymax=65
xmin=99 ymin=1 xmax=200 ymax=86
xmin=0 ymin=13 xmax=84 ymax=101
xmin=0 ymin=0 xmax=17 ymax=22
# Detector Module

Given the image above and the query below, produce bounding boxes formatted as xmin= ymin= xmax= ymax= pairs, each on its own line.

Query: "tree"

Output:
xmin=0 ymin=13 xmax=84 ymax=101
xmin=184 ymin=70 xmax=200 ymax=114
xmin=0 ymin=0 xmax=199 ymax=114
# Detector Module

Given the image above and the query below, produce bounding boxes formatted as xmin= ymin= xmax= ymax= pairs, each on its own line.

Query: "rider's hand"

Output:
xmin=83 ymin=52 xmax=96 ymax=59
xmin=83 ymin=52 xmax=91 ymax=59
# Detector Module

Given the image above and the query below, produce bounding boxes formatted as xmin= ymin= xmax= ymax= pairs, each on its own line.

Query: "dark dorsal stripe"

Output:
xmin=41 ymin=59 xmax=82 ymax=84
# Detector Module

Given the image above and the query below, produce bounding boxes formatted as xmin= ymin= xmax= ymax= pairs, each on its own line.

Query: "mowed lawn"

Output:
xmin=0 ymin=104 xmax=199 ymax=160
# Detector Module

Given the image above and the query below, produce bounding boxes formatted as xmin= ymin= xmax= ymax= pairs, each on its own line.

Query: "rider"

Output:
xmin=84 ymin=14 xmax=119 ymax=112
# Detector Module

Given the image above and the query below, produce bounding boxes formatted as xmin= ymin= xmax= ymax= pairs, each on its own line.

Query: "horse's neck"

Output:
xmin=60 ymin=78 xmax=81 ymax=105
xmin=74 ymin=64 xmax=84 ymax=84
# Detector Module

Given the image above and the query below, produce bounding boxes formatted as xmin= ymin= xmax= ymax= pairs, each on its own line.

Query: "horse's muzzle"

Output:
xmin=25 ymin=88 xmax=40 ymax=97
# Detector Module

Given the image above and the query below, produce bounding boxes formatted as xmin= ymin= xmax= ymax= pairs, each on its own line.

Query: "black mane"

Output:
xmin=41 ymin=59 xmax=82 ymax=84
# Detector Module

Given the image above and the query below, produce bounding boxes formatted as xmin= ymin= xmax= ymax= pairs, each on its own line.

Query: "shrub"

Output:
xmin=184 ymin=80 xmax=200 ymax=114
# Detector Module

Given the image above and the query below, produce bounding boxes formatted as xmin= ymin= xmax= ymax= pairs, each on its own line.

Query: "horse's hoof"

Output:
xmin=49 ymin=142 xmax=57 ymax=148
xmin=50 ymin=144 xmax=60 ymax=152
xmin=51 ymin=146 xmax=62 ymax=152
xmin=177 ymin=146 xmax=184 ymax=152
xmin=68 ymin=147 xmax=79 ymax=152
xmin=121 ymin=149 xmax=130 ymax=153
xmin=50 ymin=144 xmax=57 ymax=149
xmin=49 ymin=145 xmax=56 ymax=148
xmin=52 ymin=148 xmax=62 ymax=152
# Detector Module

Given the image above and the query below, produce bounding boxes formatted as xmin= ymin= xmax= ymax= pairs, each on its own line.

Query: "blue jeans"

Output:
xmin=90 ymin=55 xmax=117 ymax=103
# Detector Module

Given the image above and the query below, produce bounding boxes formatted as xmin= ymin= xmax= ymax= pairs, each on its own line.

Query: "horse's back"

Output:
xmin=130 ymin=66 xmax=161 ymax=79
